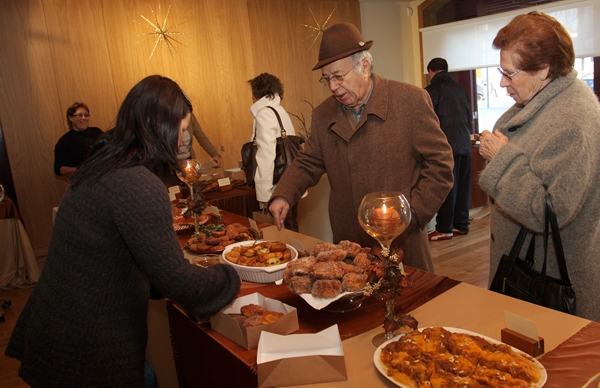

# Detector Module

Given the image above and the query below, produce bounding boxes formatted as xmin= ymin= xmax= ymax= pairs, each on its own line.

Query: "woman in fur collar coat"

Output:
xmin=479 ymin=12 xmax=600 ymax=322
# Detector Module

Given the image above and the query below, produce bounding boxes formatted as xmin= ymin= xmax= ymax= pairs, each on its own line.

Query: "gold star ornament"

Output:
xmin=301 ymin=8 xmax=335 ymax=50
xmin=136 ymin=4 xmax=186 ymax=59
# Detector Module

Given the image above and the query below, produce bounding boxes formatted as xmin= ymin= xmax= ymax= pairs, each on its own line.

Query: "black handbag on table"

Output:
xmin=489 ymin=194 xmax=576 ymax=315
xmin=241 ymin=106 xmax=304 ymax=188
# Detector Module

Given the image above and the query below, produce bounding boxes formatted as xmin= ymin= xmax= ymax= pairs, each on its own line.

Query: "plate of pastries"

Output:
xmin=282 ymin=240 xmax=380 ymax=309
xmin=375 ymin=326 xmax=546 ymax=388
xmin=185 ymin=223 xmax=253 ymax=254
xmin=222 ymin=240 xmax=298 ymax=283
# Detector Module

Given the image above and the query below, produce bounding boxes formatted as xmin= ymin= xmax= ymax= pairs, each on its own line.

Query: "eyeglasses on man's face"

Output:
xmin=497 ymin=67 xmax=524 ymax=80
xmin=72 ymin=113 xmax=91 ymax=118
xmin=319 ymin=67 xmax=355 ymax=87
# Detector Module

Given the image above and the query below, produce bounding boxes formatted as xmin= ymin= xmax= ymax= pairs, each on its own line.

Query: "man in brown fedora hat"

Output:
xmin=269 ymin=22 xmax=453 ymax=272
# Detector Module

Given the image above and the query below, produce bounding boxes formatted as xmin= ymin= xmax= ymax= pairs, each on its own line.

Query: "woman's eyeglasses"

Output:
xmin=319 ymin=68 xmax=354 ymax=87
xmin=497 ymin=67 xmax=523 ymax=80
xmin=72 ymin=113 xmax=91 ymax=118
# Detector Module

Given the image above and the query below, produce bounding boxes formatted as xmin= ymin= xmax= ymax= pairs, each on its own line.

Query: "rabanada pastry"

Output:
xmin=380 ymin=326 xmax=541 ymax=388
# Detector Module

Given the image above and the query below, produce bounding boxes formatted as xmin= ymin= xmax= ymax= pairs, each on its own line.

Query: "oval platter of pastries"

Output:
xmin=283 ymin=240 xmax=381 ymax=309
xmin=374 ymin=326 xmax=547 ymax=388
xmin=222 ymin=240 xmax=299 ymax=283
xmin=185 ymin=222 xmax=253 ymax=255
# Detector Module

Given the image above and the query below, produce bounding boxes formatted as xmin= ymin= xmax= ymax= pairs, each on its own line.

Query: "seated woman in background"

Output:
xmin=6 ymin=75 xmax=241 ymax=387
xmin=53 ymin=102 xmax=103 ymax=178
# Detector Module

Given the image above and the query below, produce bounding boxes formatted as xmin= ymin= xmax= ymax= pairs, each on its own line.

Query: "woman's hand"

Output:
xmin=479 ymin=130 xmax=509 ymax=161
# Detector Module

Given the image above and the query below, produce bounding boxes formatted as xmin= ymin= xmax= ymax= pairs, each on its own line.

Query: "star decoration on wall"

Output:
xmin=301 ymin=8 xmax=335 ymax=50
xmin=136 ymin=4 xmax=186 ymax=59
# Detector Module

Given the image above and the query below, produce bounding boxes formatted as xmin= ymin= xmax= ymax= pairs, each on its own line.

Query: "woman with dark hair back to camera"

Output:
xmin=6 ymin=75 xmax=241 ymax=387
xmin=248 ymin=73 xmax=303 ymax=231
xmin=479 ymin=11 xmax=600 ymax=321
xmin=54 ymin=102 xmax=103 ymax=178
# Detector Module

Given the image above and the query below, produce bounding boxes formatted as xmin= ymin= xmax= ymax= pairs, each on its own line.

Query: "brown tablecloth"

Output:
xmin=202 ymin=185 xmax=259 ymax=218
xmin=167 ymin=268 xmax=459 ymax=388
xmin=540 ymin=321 xmax=600 ymax=387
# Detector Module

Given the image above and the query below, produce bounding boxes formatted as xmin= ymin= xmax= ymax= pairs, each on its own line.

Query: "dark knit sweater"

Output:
xmin=6 ymin=166 xmax=241 ymax=387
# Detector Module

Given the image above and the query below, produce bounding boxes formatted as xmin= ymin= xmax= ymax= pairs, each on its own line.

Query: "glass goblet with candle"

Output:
xmin=176 ymin=159 xmax=203 ymax=236
xmin=358 ymin=191 xmax=412 ymax=346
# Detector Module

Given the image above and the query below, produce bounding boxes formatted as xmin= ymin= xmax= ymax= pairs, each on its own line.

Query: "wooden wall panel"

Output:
xmin=0 ymin=0 xmax=360 ymax=253
xmin=247 ymin=0 xmax=361 ymax=137
xmin=0 ymin=0 xmax=64 ymax=248
xmin=43 ymin=0 xmax=119 ymax=132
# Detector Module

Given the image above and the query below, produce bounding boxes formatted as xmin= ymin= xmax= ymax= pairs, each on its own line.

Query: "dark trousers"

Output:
xmin=435 ymin=154 xmax=471 ymax=234
xmin=284 ymin=202 xmax=299 ymax=232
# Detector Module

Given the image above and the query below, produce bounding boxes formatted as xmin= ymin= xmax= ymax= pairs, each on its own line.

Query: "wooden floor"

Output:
xmin=0 ymin=211 xmax=490 ymax=388
xmin=429 ymin=207 xmax=491 ymax=289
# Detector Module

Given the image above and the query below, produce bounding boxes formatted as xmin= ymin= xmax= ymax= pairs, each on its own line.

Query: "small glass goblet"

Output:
xmin=176 ymin=159 xmax=203 ymax=236
xmin=358 ymin=191 xmax=411 ymax=346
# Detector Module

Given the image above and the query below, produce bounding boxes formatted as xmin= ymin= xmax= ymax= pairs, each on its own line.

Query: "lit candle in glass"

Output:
xmin=371 ymin=203 xmax=402 ymax=235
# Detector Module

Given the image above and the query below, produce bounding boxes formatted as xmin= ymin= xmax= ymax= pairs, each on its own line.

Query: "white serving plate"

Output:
xmin=374 ymin=326 xmax=547 ymax=388
xmin=221 ymin=240 xmax=298 ymax=283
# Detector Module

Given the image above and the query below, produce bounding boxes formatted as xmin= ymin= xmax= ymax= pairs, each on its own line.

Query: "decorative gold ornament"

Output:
xmin=301 ymin=8 xmax=335 ymax=50
xmin=136 ymin=4 xmax=185 ymax=59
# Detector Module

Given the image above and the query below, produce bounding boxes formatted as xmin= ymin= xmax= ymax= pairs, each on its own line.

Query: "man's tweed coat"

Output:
xmin=272 ymin=74 xmax=454 ymax=272
xmin=6 ymin=166 xmax=241 ymax=387
xmin=479 ymin=70 xmax=600 ymax=322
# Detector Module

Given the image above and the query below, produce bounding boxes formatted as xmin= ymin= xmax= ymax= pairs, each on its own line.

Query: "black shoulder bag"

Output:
xmin=241 ymin=106 xmax=304 ymax=187
xmin=489 ymin=194 xmax=576 ymax=315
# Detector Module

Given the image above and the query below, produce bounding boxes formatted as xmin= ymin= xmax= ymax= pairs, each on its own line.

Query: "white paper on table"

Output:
xmin=299 ymin=291 xmax=361 ymax=310
xmin=257 ymin=325 xmax=344 ymax=363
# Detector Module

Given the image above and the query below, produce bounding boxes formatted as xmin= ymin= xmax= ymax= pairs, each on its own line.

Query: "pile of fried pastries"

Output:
xmin=224 ymin=241 xmax=292 ymax=267
xmin=283 ymin=240 xmax=381 ymax=299
xmin=380 ymin=326 xmax=542 ymax=388
xmin=186 ymin=223 xmax=252 ymax=253
xmin=227 ymin=303 xmax=284 ymax=327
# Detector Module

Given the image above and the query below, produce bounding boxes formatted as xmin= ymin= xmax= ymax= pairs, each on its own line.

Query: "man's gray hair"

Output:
xmin=351 ymin=50 xmax=374 ymax=75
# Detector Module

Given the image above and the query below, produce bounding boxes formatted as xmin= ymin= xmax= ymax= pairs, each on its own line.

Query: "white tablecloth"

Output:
xmin=0 ymin=217 xmax=41 ymax=290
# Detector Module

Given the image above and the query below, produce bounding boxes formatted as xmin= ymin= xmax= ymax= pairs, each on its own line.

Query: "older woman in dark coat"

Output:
xmin=479 ymin=12 xmax=600 ymax=322
xmin=270 ymin=23 xmax=454 ymax=272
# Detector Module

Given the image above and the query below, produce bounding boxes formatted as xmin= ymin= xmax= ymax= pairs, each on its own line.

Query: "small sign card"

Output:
xmin=504 ymin=310 xmax=538 ymax=341
xmin=501 ymin=310 xmax=544 ymax=356
xmin=249 ymin=218 xmax=259 ymax=231
xmin=218 ymin=177 xmax=231 ymax=187
xmin=248 ymin=218 xmax=263 ymax=239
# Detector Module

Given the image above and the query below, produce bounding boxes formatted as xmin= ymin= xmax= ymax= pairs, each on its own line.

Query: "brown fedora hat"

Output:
xmin=312 ymin=22 xmax=374 ymax=70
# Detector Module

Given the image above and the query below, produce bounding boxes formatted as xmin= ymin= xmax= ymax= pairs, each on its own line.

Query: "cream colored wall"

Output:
xmin=359 ymin=0 xmax=426 ymax=86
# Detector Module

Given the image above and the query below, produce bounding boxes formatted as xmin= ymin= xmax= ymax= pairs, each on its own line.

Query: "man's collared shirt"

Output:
xmin=342 ymin=78 xmax=374 ymax=122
